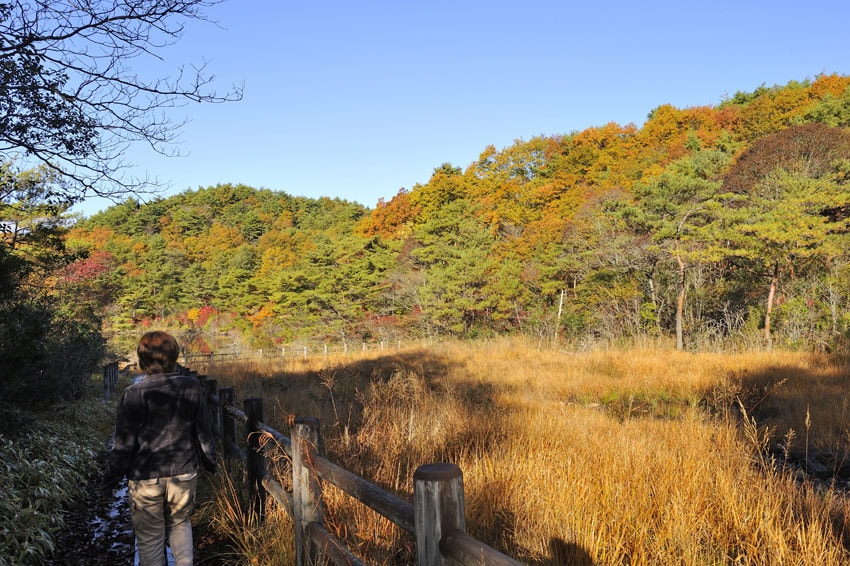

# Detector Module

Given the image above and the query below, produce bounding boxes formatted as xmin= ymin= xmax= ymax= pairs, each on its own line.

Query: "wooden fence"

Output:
xmin=166 ymin=365 xmax=522 ymax=566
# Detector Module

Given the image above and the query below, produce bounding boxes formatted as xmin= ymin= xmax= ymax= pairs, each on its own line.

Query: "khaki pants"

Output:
xmin=128 ymin=472 xmax=197 ymax=566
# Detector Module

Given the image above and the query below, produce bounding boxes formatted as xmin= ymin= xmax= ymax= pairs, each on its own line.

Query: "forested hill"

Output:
xmin=69 ymin=74 xmax=850 ymax=351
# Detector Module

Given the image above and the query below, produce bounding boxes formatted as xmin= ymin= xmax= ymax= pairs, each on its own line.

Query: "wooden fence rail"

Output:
xmin=167 ymin=365 xmax=522 ymax=566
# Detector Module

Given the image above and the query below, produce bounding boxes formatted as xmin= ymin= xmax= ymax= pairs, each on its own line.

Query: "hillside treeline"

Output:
xmin=66 ymin=74 xmax=850 ymax=351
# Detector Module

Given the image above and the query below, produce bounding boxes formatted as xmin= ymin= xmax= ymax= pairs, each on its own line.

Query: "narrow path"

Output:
xmin=49 ymin=444 xmax=187 ymax=565
xmin=49 ymin=450 xmax=135 ymax=565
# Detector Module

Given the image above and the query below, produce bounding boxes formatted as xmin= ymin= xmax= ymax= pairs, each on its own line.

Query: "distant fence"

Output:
xmin=182 ymin=340 xmax=409 ymax=365
xmin=111 ymin=363 xmax=521 ymax=566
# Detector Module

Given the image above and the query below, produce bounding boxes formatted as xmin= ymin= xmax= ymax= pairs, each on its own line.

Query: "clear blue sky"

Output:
xmin=74 ymin=0 xmax=850 ymax=217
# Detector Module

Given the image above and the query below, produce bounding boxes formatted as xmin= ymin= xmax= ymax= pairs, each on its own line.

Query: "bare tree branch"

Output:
xmin=0 ymin=0 xmax=243 ymax=203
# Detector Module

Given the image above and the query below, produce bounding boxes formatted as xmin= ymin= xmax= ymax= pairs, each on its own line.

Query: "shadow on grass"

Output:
xmin=476 ymin=485 xmax=594 ymax=566
xmin=207 ymin=348 xmax=513 ymax=451
xmin=730 ymin=358 xmax=850 ymax=552
xmin=731 ymin=359 xmax=850 ymax=474
xmin=199 ymin=348 xmax=563 ymax=562
xmin=546 ymin=537 xmax=596 ymax=565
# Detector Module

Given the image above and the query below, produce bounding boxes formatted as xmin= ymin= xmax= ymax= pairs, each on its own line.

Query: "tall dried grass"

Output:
xmin=198 ymin=340 xmax=850 ymax=564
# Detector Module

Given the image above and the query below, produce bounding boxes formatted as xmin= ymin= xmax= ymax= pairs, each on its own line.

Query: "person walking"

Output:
xmin=101 ymin=331 xmax=217 ymax=566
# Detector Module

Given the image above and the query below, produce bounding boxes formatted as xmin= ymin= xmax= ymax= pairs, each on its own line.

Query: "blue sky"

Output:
xmin=74 ymin=0 xmax=850 ymax=217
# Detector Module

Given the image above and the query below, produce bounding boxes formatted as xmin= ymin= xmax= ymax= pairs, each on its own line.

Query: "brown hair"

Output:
xmin=137 ymin=331 xmax=180 ymax=374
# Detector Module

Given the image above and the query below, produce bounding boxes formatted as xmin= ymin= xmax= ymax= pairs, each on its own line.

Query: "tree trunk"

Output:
xmin=554 ymin=288 xmax=565 ymax=341
xmin=647 ymin=259 xmax=662 ymax=336
xmin=675 ymin=253 xmax=685 ymax=351
xmin=764 ymin=261 xmax=779 ymax=351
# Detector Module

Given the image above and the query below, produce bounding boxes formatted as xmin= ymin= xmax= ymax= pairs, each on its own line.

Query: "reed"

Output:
xmin=198 ymin=340 xmax=850 ymax=564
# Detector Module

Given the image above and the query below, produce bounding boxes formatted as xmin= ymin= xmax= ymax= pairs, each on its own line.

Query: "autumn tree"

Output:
xmin=629 ymin=145 xmax=733 ymax=349
xmin=267 ymin=233 xmax=393 ymax=344
xmin=407 ymin=163 xmax=469 ymax=223
xmin=719 ymin=123 xmax=850 ymax=348
xmin=410 ymin=200 xmax=496 ymax=337
xmin=358 ymin=188 xmax=419 ymax=239
xmin=801 ymin=74 xmax=850 ymax=127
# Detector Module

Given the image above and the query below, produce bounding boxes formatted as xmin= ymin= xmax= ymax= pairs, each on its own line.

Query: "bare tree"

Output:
xmin=0 ymin=0 xmax=243 ymax=203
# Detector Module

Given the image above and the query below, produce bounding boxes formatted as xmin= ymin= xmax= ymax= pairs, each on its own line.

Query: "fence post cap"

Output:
xmin=414 ymin=462 xmax=462 ymax=482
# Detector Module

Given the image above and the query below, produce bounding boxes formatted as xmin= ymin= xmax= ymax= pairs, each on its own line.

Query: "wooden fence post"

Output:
xmin=103 ymin=364 xmax=110 ymax=401
xmin=219 ymin=387 xmax=236 ymax=459
xmin=245 ymin=398 xmax=266 ymax=523
xmin=414 ymin=463 xmax=466 ymax=566
xmin=292 ymin=417 xmax=326 ymax=566
xmin=204 ymin=379 xmax=218 ymax=438
xmin=103 ymin=362 xmax=118 ymax=401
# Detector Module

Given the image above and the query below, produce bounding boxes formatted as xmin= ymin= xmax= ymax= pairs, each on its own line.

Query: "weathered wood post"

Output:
xmin=414 ymin=463 xmax=466 ymax=566
xmin=292 ymin=417 xmax=326 ymax=566
xmin=103 ymin=362 xmax=118 ymax=401
xmin=103 ymin=364 xmax=111 ymax=401
xmin=204 ymin=379 xmax=218 ymax=438
xmin=245 ymin=398 xmax=266 ymax=523
xmin=219 ymin=387 xmax=236 ymax=459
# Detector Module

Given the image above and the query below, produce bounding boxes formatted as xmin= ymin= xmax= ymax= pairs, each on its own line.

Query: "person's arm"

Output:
xmin=101 ymin=389 xmax=138 ymax=490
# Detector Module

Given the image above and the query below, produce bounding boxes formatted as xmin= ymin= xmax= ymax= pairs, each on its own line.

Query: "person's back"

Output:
xmin=109 ymin=372 xmax=215 ymax=483
xmin=102 ymin=331 xmax=216 ymax=566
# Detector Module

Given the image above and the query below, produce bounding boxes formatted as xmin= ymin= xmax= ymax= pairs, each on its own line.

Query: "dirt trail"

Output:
xmin=49 ymin=455 xmax=135 ymax=565
xmin=49 ymin=444 xmax=187 ymax=565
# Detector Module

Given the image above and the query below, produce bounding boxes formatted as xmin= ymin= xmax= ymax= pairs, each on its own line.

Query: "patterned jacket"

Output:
xmin=102 ymin=372 xmax=217 ymax=488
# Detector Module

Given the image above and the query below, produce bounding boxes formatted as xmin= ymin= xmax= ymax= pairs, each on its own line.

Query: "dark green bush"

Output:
xmin=0 ymin=387 xmax=112 ymax=565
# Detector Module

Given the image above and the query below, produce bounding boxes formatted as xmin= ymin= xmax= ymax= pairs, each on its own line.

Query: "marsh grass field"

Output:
xmin=192 ymin=340 xmax=850 ymax=565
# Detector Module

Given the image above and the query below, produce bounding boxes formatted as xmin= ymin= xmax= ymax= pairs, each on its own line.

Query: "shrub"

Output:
xmin=0 ymin=391 xmax=112 ymax=565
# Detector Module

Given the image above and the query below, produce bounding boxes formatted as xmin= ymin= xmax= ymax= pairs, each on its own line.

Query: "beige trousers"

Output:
xmin=128 ymin=472 xmax=197 ymax=566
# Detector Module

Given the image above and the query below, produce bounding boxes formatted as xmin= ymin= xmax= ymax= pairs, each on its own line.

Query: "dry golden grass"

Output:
xmin=196 ymin=340 xmax=850 ymax=565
